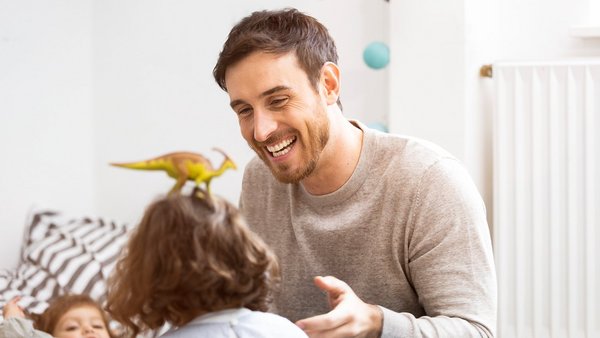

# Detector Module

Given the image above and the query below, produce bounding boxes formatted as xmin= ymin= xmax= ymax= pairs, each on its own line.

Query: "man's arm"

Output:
xmin=295 ymin=276 xmax=490 ymax=338
xmin=295 ymin=159 xmax=497 ymax=338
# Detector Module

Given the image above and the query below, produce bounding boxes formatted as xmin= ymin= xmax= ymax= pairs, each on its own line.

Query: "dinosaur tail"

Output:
xmin=110 ymin=159 xmax=168 ymax=170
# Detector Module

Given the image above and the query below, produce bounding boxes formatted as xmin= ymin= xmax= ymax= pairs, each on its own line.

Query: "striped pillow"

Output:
xmin=0 ymin=209 xmax=132 ymax=315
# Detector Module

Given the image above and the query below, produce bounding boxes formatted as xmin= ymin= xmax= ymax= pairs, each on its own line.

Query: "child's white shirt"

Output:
xmin=161 ymin=308 xmax=307 ymax=338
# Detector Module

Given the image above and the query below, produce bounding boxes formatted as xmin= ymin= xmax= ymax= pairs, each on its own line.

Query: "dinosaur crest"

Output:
xmin=111 ymin=149 xmax=236 ymax=195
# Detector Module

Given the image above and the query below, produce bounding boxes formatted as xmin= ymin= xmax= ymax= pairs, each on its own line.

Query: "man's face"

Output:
xmin=225 ymin=52 xmax=330 ymax=184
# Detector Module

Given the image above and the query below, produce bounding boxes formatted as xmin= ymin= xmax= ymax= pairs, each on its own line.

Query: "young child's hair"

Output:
xmin=106 ymin=189 xmax=280 ymax=337
xmin=33 ymin=294 xmax=114 ymax=337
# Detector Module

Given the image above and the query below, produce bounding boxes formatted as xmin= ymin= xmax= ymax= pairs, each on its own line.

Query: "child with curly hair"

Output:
xmin=1 ymin=294 xmax=114 ymax=338
xmin=106 ymin=190 xmax=306 ymax=338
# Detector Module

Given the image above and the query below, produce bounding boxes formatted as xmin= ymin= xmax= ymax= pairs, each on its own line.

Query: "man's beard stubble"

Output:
xmin=250 ymin=114 xmax=330 ymax=184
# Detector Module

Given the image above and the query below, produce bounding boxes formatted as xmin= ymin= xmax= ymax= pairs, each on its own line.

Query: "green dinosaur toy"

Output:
xmin=110 ymin=148 xmax=236 ymax=194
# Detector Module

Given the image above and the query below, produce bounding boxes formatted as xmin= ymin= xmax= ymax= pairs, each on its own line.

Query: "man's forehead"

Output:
xmin=225 ymin=51 xmax=304 ymax=83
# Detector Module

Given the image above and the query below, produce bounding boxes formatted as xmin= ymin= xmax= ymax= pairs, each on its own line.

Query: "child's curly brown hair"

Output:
xmin=34 ymin=294 xmax=115 ymax=338
xmin=105 ymin=189 xmax=280 ymax=337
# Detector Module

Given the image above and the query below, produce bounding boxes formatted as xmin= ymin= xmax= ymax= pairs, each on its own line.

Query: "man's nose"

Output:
xmin=253 ymin=109 xmax=278 ymax=143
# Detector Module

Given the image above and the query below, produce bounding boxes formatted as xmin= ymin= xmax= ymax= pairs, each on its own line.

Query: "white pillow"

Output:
xmin=0 ymin=208 xmax=132 ymax=315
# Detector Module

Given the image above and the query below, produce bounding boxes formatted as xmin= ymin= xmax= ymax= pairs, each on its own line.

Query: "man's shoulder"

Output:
xmin=243 ymin=156 xmax=273 ymax=182
xmin=241 ymin=156 xmax=286 ymax=197
xmin=375 ymin=133 xmax=479 ymax=199
xmin=370 ymin=131 xmax=456 ymax=171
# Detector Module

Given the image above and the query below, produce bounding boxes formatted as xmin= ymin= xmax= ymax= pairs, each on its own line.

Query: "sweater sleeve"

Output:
xmin=0 ymin=317 xmax=53 ymax=338
xmin=381 ymin=158 xmax=497 ymax=338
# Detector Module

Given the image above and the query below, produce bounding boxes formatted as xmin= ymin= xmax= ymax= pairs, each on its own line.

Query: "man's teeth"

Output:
xmin=267 ymin=138 xmax=294 ymax=157
xmin=272 ymin=147 xmax=291 ymax=157
xmin=267 ymin=138 xmax=293 ymax=152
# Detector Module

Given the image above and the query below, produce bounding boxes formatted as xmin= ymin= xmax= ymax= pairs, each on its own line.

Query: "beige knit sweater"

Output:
xmin=240 ymin=123 xmax=497 ymax=338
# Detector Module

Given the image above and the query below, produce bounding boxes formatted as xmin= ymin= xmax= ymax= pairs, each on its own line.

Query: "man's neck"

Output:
xmin=301 ymin=117 xmax=364 ymax=195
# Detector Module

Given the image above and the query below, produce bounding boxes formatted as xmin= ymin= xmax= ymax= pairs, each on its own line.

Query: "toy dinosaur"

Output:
xmin=110 ymin=148 xmax=236 ymax=195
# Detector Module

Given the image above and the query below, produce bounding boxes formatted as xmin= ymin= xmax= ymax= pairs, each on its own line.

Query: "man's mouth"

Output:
xmin=266 ymin=136 xmax=297 ymax=157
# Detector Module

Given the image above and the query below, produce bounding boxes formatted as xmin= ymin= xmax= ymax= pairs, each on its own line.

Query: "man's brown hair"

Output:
xmin=213 ymin=8 xmax=342 ymax=109
xmin=34 ymin=294 xmax=114 ymax=337
xmin=105 ymin=190 xmax=279 ymax=337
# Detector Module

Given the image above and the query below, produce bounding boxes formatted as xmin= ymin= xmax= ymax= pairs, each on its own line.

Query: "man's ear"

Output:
xmin=320 ymin=62 xmax=340 ymax=105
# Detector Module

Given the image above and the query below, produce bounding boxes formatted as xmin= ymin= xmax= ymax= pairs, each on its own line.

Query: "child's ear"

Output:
xmin=320 ymin=62 xmax=340 ymax=106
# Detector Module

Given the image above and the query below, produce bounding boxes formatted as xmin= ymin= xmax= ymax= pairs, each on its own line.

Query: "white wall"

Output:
xmin=0 ymin=0 xmax=389 ymax=269
xmin=0 ymin=0 xmax=94 ymax=269
xmin=389 ymin=0 xmax=600 ymax=229
xmin=3 ymin=0 xmax=598 ymax=271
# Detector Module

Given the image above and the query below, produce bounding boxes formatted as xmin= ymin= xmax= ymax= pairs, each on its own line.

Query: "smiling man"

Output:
xmin=224 ymin=51 xmax=360 ymax=195
xmin=213 ymin=8 xmax=496 ymax=338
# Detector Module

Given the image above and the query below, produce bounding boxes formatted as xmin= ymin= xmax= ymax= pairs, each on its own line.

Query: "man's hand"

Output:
xmin=2 ymin=296 xmax=26 ymax=319
xmin=295 ymin=276 xmax=383 ymax=338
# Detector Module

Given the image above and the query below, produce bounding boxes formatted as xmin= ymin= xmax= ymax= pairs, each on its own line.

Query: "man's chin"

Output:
xmin=269 ymin=166 xmax=301 ymax=184
xmin=253 ymin=148 xmax=311 ymax=184
xmin=260 ymin=160 xmax=303 ymax=184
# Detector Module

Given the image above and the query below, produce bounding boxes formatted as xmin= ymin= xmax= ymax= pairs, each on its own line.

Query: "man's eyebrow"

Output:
xmin=230 ymin=85 xmax=291 ymax=109
xmin=260 ymin=85 xmax=290 ymax=98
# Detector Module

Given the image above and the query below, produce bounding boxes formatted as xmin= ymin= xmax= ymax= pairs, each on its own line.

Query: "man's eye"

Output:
xmin=237 ymin=108 xmax=253 ymax=116
xmin=271 ymin=98 xmax=288 ymax=106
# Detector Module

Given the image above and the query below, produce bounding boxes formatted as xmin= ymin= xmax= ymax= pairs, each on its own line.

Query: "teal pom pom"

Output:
xmin=363 ymin=42 xmax=390 ymax=70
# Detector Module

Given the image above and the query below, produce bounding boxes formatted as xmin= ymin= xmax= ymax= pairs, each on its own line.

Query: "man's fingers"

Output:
xmin=296 ymin=309 xmax=349 ymax=332
xmin=314 ymin=276 xmax=350 ymax=297
xmin=299 ymin=277 xmax=381 ymax=338
xmin=296 ymin=276 xmax=353 ymax=334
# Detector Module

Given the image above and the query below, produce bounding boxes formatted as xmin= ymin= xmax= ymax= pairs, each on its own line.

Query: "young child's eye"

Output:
xmin=66 ymin=325 xmax=79 ymax=331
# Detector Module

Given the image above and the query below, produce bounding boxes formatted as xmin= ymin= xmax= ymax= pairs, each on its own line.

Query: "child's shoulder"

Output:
xmin=161 ymin=308 xmax=307 ymax=338
xmin=0 ymin=317 xmax=53 ymax=338
xmin=238 ymin=310 xmax=308 ymax=337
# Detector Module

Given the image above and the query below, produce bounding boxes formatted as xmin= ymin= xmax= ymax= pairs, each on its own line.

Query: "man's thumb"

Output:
xmin=314 ymin=275 xmax=349 ymax=296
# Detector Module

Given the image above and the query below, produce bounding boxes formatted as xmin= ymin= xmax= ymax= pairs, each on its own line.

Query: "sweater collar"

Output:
xmin=295 ymin=120 xmax=376 ymax=208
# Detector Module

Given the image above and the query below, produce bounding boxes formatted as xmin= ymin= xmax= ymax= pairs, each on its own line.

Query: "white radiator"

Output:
xmin=493 ymin=61 xmax=600 ymax=338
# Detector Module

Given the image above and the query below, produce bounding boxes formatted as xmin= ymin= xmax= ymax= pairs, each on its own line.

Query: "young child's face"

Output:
xmin=52 ymin=305 xmax=110 ymax=338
